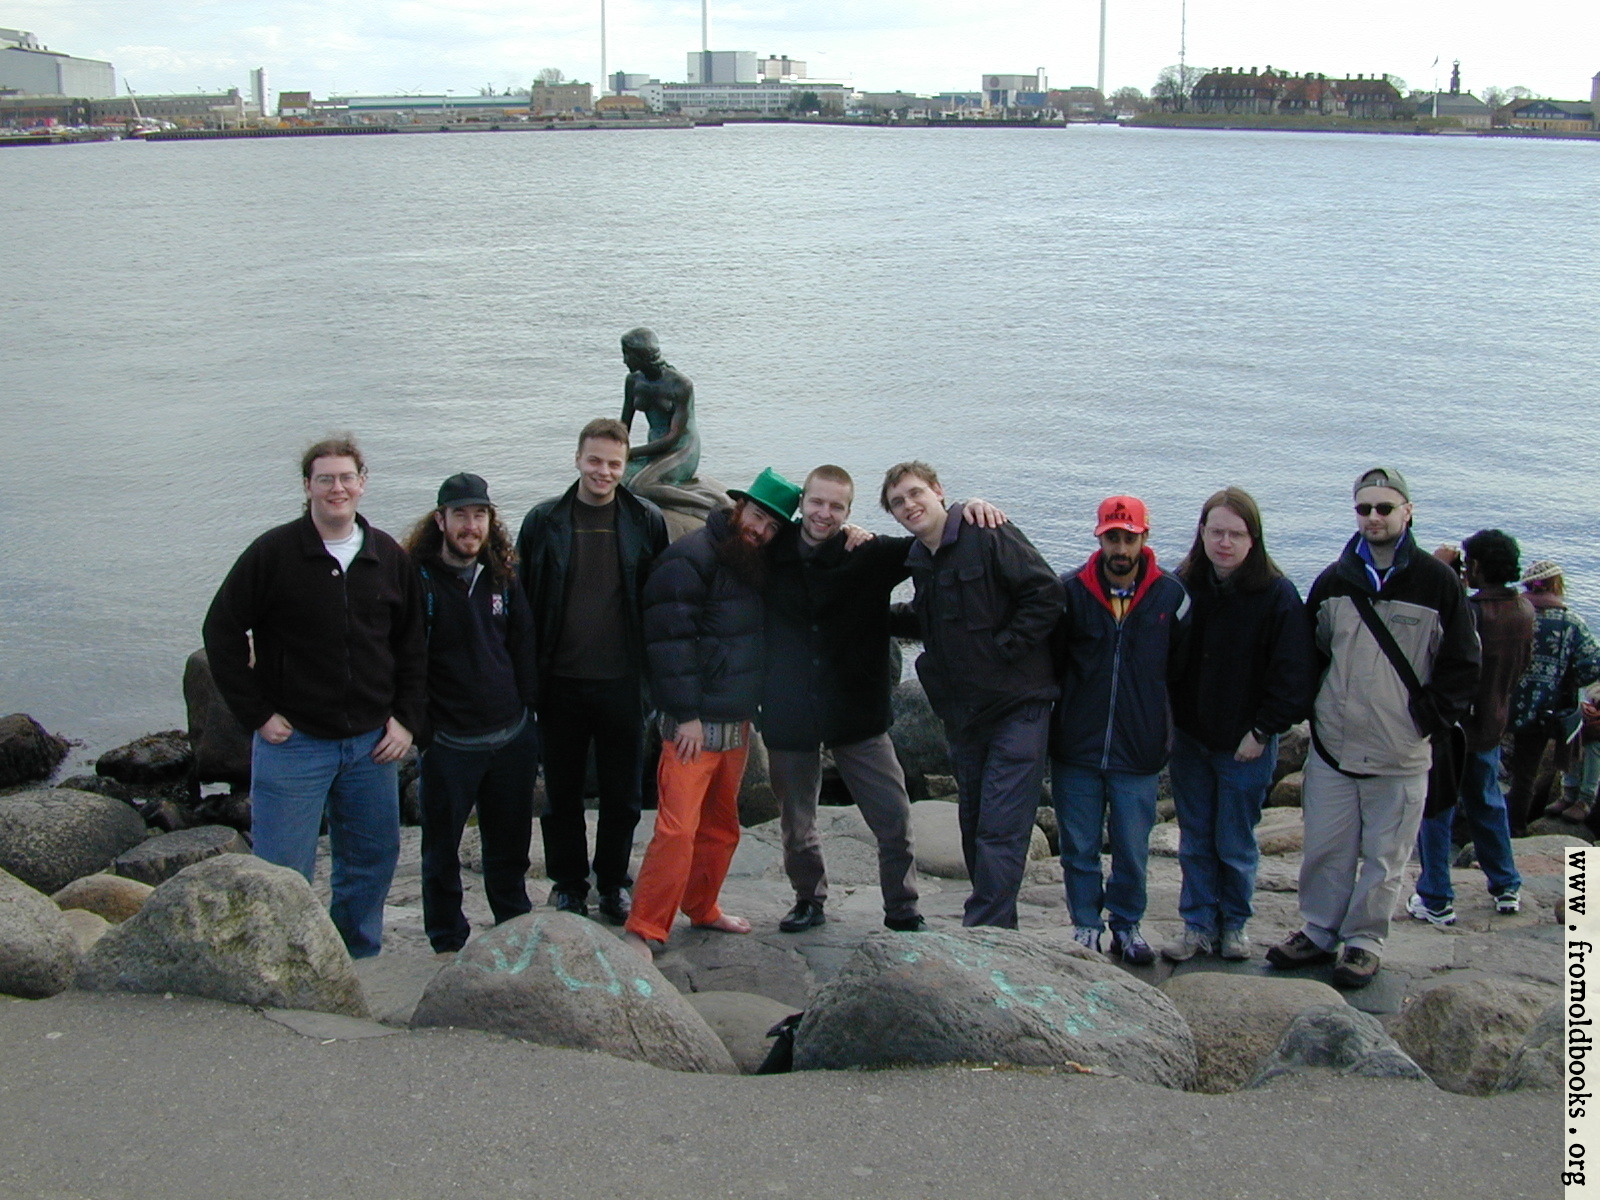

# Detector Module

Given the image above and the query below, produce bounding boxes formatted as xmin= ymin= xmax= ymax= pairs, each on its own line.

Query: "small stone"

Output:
xmin=96 ymin=731 xmax=193 ymax=786
xmin=1255 ymin=807 xmax=1304 ymax=855
xmin=1267 ymin=771 xmax=1303 ymax=808
xmin=60 ymin=907 xmax=111 ymax=954
xmin=112 ymin=825 xmax=251 ymax=886
xmin=52 ymin=873 xmax=154 ymax=923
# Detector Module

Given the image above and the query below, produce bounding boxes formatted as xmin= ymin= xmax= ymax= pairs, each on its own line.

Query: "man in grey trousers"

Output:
xmin=760 ymin=465 xmax=928 ymax=933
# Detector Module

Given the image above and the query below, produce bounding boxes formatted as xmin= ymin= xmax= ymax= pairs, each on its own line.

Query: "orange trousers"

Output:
xmin=624 ymin=736 xmax=748 ymax=944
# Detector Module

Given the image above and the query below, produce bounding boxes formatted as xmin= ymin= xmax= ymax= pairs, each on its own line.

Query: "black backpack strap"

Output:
xmin=418 ymin=565 xmax=436 ymax=644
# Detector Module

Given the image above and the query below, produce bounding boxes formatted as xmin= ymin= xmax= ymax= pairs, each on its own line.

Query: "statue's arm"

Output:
xmin=631 ymin=381 xmax=692 ymax=459
xmin=620 ymin=375 xmax=637 ymax=429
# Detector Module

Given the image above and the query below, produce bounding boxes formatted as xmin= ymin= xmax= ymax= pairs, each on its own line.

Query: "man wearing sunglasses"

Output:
xmin=1266 ymin=467 xmax=1479 ymax=989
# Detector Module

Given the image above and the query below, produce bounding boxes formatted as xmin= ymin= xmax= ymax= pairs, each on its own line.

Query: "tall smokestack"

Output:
xmin=1097 ymin=0 xmax=1107 ymax=96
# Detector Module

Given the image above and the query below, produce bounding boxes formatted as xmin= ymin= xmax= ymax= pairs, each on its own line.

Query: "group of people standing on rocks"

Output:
xmin=201 ymin=414 xmax=1594 ymax=994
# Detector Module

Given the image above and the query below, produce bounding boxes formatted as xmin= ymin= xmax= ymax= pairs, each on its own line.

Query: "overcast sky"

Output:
xmin=10 ymin=0 xmax=1596 ymax=101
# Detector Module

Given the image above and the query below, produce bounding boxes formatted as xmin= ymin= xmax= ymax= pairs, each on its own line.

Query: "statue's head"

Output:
xmin=621 ymin=327 xmax=661 ymax=370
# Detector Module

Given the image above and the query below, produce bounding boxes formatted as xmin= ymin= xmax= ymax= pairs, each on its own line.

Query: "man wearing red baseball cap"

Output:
xmin=1051 ymin=495 xmax=1191 ymax=964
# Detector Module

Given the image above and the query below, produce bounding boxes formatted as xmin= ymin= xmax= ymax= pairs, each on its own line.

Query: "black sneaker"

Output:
xmin=778 ymin=899 xmax=826 ymax=933
xmin=1265 ymin=930 xmax=1336 ymax=969
xmin=595 ymin=888 xmax=631 ymax=925
xmin=1108 ymin=925 xmax=1155 ymax=965
xmin=884 ymin=913 xmax=927 ymax=932
xmin=549 ymin=889 xmax=589 ymax=918
xmin=1330 ymin=945 xmax=1381 ymax=989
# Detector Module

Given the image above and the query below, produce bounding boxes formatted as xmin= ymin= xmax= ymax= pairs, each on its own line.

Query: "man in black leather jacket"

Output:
xmin=516 ymin=418 xmax=668 ymax=924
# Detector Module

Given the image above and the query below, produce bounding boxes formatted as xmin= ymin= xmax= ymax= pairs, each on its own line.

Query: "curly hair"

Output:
xmin=1463 ymin=529 xmax=1521 ymax=587
xmin=402 ymin=506 xmax=517 ymax=587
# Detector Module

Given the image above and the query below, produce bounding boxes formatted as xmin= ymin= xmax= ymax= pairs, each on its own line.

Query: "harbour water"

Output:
xmin=3 ymin=123 xmax=1598 ymax=752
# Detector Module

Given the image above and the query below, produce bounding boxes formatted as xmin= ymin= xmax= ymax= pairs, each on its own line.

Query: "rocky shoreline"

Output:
xmin=0 ymin=638 xmax=1584 ymax=1115
xmin=0 ymin=652 xmax=1579 ymax=1103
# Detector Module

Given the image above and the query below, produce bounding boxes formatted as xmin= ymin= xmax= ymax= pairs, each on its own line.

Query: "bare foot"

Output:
xmin=621 ymin=931 xmax=660 ymax=962
xmin=693 ymin=913 xmax=752 ymax=935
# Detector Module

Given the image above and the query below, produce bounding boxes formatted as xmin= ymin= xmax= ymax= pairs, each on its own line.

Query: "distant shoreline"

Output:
xmin=9 ymin=114 xmax=1599 ymax=146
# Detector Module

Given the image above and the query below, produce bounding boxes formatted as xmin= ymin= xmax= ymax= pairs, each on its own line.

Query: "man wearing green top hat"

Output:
xmin=624 ymin=468 xmax=802 ymax=956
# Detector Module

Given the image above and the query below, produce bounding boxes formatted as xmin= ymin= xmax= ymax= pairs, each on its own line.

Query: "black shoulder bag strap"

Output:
xmin=1308 ymin=590 xmax=1426 ymax=779
xmin=1348 ymin=590 xmax=1465 ymax=816
xmin=1349 ymin=592 xmax=1425 ymax=703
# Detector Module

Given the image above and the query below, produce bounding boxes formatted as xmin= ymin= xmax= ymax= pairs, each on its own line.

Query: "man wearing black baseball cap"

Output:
xmin=403 ymin=472 xmax=540 ymax=954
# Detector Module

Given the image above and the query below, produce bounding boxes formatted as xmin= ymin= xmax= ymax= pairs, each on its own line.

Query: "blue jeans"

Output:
xmin=1052 ymin=762 xmax=1159 ymax=932
xmin=1167 ymin=729 xmax=1277 ymax=935
xmin=1416 ymin=745 xmax=1521 ymax=908
xmin=250 ymin=727 xmax=400 ymax=958
xmin=947 ymin=704 xmax=1051 ymax=929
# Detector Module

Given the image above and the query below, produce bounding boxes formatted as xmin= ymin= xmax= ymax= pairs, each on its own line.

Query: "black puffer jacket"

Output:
xmin=642 ymin=508 xmax=764 ymax=723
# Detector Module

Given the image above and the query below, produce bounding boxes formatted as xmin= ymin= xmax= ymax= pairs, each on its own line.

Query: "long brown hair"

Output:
xmin=403 ymin=507 xmax=518 ymax=588
xmin=1176 ymin=487 xmax=1283 ymax=593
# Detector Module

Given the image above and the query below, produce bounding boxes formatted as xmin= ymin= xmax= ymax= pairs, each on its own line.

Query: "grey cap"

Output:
xmin=1353 ymin=467 xmax=1409 ymax=501
xmin=437 ymin=472 xmax=492 ymax=509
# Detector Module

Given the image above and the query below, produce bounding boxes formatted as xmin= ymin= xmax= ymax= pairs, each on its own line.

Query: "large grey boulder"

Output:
xmin=0 ymin=788 xmax=149 ymax=894
xmin=52 ymin=873 xmax=154 ymax=923
xmin=1391 ymin=977 xmax=1555 ymax=1095
xmin=684 ymin=990 xmax=800 ymax=1074
xmin=1250 ymin=1004 xmax=1428 ymax=1086
xmin=411 ymin=912 xmax=737 ymax=1074
xmin=184 ymin=649 xmax=252 ymax=785
xmin=910 ymin=799 xmax=1049 ymax=880
xmin=0 ymin=713 xmax=69 ymax=788
xmin=112 ymin=825 xmax=251 ymax=886
xmin=1496 ymin=1001 xmax=1562 ymax=1092
xmin=78 ymin=854 xmax=367 ymax=1017
xmin=0 ymin=867 xmax=77 ymax=998
xmin=1160 ymin=972 xmax=1345 ymax=1093
xmin=793 ymin=927 xmax=1197 ymax=1089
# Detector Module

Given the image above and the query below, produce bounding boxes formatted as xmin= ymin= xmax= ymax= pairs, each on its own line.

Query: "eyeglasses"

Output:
xmin=311 ymin=473 xmax=362 ymax=489
xmin=1354 ymin=502 xmax=1400 ymax=517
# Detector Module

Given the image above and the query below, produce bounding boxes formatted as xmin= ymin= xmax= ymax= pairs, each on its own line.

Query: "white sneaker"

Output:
xmin=1494 ymin=890 xmax=1521 ymax=915
xmin=1218 ymin=929 xmax=1252 ymax=961
xmin=1160 ymin=927 xmax=1213 ymax=962
xmin=1071 ymin=925 xmax=1101 ymax=952
xmin=1406 ymin=893 xmax=1456 ymax=927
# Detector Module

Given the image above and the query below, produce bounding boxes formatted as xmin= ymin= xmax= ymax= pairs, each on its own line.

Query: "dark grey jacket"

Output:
xmin=894 ymin=505 xmax=1063 ymax=740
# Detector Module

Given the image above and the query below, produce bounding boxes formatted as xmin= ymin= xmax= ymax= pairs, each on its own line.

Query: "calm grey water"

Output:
xmin=4 ymin=124 xmax=1599 ymax=753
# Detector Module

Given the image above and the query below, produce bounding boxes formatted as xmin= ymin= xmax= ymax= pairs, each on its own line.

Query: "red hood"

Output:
xmin=1076 ymin=545 xmax=1164 ymax=615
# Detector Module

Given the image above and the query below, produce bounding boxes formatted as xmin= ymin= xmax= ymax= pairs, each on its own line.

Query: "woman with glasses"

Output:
xmin=1162 ymin=487 xmax=1315 ymax=962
